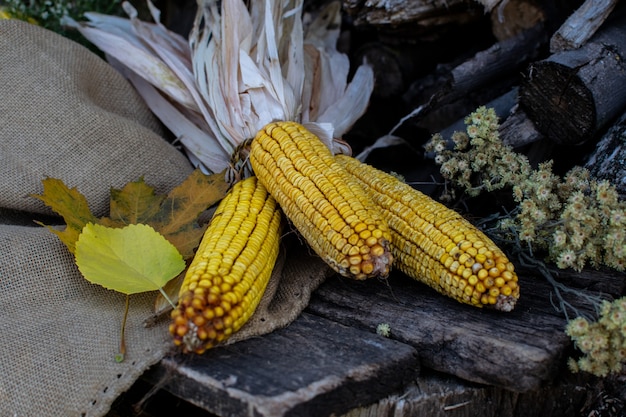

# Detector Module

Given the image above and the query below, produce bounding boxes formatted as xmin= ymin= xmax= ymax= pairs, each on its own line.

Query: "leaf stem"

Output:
xmin=158 ymin=287 xmax=176 ymax=309
xmin=115 ymin=295 xmax=130 ymax=362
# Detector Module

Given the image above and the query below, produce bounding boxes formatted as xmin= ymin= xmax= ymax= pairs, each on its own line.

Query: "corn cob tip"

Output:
xmin=337 ymin=154 xmax=520 ymax=309
xmin=325 ymin=234 xmax=392 ymax=280
xmin=494 ymin=294 xmax=517 ymax=312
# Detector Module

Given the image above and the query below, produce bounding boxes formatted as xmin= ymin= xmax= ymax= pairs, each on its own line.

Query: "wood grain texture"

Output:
xmin=341 ymin=369 xmax=596 ymax=417
xmin=146 ymin=313 xmax=419 ymax=417
xmin=306 ymin=269 xmax=610 ymax=392
xmin=342 ymin=0 xmax=481 ymax=27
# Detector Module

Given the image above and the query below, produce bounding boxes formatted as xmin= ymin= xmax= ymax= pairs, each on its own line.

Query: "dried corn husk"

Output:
xmin=65 ymin=0 xmax=373 ymax=176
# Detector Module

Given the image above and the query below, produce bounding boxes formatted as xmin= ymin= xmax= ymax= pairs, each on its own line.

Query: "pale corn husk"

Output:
xmin=65 ymin=0 xmax=374 ymax=176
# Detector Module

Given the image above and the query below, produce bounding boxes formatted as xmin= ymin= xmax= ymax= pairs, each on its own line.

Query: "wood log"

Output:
xmin=584 ymin=110 xmax=626 ymax=197
xmin=499 ymin=104 xmax=545 ymax=149
xmin=519 ymin=6 xmax=626 ymax=146
xmin=342 ymin=0 xmax=482 ymax=29
xmin=487 ymin=0 xmax=581 ymax=42
xmin=488 ymin=0 xmax=547 ymax=41
xmin=403 ymin=24 xmax=547 ymax=133
xmin=550 ymin=0 xmax=619 ymax=52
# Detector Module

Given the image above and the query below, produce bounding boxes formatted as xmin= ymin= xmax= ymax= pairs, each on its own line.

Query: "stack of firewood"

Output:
xmin=341 ymin=0 xmax=625 ymax=196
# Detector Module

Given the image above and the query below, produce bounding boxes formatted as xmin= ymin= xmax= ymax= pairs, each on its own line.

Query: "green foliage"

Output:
xmin=0 ymin=0 xmax=125 ymax=50
xmin=426 ymin=106 xmax=626 ymax=273
xmin=566 ymin=297 xmax=626 ymax=377
xmin=75 ymin=223 xmax=185 ymax=295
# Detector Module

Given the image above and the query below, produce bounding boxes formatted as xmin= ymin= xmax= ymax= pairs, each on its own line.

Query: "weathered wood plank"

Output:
xmin=145 ymin=312 xmax=419 ymax=417
xmin=306 ymin=270 xmax=608 ymax=392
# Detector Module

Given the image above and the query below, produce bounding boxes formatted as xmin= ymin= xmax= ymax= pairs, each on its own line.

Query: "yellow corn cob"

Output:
xmin=250 ymin=121 xmax=393 ymax=280
xmin=337 ymin=155 xmax=520 ymax=312
xmin=169 ymin=176 xmax=282 ymax=353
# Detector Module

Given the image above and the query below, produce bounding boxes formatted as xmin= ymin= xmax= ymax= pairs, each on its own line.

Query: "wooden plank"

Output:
xmin=306 ymin=270 xmax=607 ymax=392
xmin=145 ymin=313 xmax=419 ymax=417
xmin=341 ymin=369 xmax=596 ymax=417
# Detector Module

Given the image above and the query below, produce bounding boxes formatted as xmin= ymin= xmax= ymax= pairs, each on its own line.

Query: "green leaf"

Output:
xmin=32 ymin=169 xmax=229 ymax=260
xmin=75 ymin=223 xmax=185 ymax=294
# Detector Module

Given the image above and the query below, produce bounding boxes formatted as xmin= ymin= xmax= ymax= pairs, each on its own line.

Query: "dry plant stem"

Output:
xmin=517 ymin=251 xmax=603 ymax=321
xmin=482 ymin=216 xmax=605 ymax=321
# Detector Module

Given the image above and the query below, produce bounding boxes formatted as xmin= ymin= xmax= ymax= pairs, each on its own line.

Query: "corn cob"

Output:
xmin=169 ymin=176 xmax=282 ymax=353
xmin=250 ymin=121 xmax=393 ymax=280
xmin=337 ymin=155 xmax=520 ymax=312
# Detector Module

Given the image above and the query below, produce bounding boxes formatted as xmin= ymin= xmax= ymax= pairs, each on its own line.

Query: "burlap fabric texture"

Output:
xmin=0 ymin=20 xmax=329 ymax=416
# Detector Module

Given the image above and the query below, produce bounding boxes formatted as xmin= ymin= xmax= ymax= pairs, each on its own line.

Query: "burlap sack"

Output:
xmin=0 ymin=20 xmax=328 ymax=416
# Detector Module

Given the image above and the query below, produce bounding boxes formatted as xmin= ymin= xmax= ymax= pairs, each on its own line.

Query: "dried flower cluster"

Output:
xmin=426 ymin=106 xmax=626 ymax=272
xmin=566 ymin=297 xmax=626 ymax=377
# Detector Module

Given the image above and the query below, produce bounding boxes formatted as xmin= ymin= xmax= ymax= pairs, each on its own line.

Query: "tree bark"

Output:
xmin=342 ymin=0 xmax=482 ymax=29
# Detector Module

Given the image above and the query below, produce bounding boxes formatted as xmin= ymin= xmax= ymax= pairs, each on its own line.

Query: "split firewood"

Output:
xmin=403 ymin=23 xmax=547 ymax=132
xmin=550 ymin=0 xmax=619 ymax=52
xmin=585 ymin=110 xmax=626 ymax=197
xmin=475 ymin=0 xmax=580 ymax=41
xmin=519 ymin=6 xmax=626 ymax=146
xmin=487 ymin=0 xmax=550 ymax=41
xmin=499 ymin=102 xmax=544 ymax=149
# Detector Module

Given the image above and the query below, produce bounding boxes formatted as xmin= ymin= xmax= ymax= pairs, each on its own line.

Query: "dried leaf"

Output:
xmin=107 ymin=177 xmax=165 ymax=226
xmin=120 ymin=69 xmax=230 ymax=173
xmin=31 ymin=178 xmax=99 ymax=254
xmin=33 ymin=169 xmax=229 ymax=259
xmin=72 ymin=0 xmax=374 ymax=172
xmin=147 ymin=169 xmax=229 ymax=258
xmin=66 ymin=11 xmax=197 ymax=109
